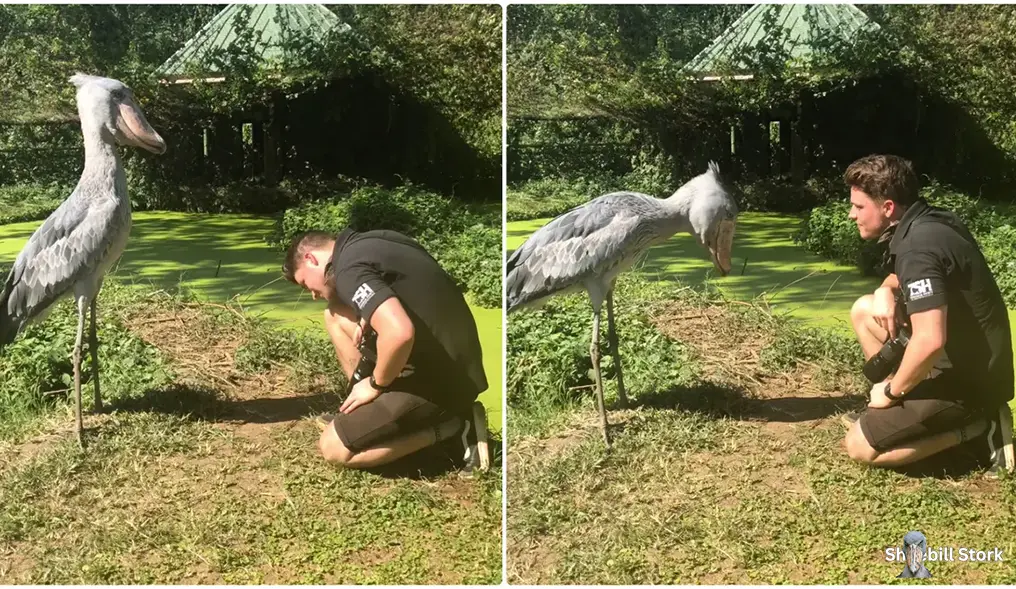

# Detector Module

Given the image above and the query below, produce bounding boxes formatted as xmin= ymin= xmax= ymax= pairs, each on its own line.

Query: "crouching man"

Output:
xmin=842 ymin=154 xmax=1012 ymax=472
xmin=283 ymin=228 xmax=489 ymax=471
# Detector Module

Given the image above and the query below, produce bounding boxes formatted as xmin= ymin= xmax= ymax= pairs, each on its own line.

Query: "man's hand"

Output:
xmin=340 ymin=377 xmax=381 ymax=414
xmin=872 ymin=286 xmax=899 ymax=340
xmin=868 ymin=381 xmax=896 ymax=409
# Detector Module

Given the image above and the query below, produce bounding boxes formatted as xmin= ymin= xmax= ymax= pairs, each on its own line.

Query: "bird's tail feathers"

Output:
xmin=707 ymin=161 xmax=721 ymax=177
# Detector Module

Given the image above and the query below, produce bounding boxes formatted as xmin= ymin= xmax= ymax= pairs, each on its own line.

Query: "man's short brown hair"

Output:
xmin=843 ymin=154 xmax=920 ymax=207
xmin=282 ymin=230 xmax=334 ymax=283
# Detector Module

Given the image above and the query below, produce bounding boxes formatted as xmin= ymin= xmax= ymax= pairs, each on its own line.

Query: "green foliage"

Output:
xmin=0 ymin=281 xmax=173 ymax=441
xmin=760 ymin=321 xmax=864 ymax=375
xmin=1 ymin=5 xmax=500 ymax=210
xmin=507 ymin=273 xmax=697 ymax=432
xmin=234 ymin=324 xmax=344 ymax=389
xmin=979 ymin=224 xmax=1016 ymax=307
xmin=796 ymin=200 xmax=883 ymax=274
xmin=273 ymin=184 xmax=502 ymax=308
xmin=738 ymin=175 xmax=842 ymax=213
xmin=506 ymin=177 xmax=615 ymax=221
xmin=0 ymin=183 xmax=69 ymax=224
xmin=797 ymin=183 xmax=1016 ymax=307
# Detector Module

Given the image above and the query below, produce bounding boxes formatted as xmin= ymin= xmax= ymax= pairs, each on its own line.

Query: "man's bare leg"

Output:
xmin=844 ymin=419 xmax=988 ymax=467
xmin=318 ymin=416 xmax=462 ymax=469
xmin=323 ymin=301 xmax=361 ymax=379
xmin=851 ymin=294 xmax=891 ymax=360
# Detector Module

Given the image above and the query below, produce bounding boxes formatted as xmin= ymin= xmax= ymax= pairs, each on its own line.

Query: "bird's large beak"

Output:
xmin=116 ymin=98 xmax=166 ymax=155
xmin=709 ymin=219 xmax=736 ymax=277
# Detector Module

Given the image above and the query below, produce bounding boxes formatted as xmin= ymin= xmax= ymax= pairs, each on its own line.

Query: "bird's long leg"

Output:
xmin=74 ymin=296 xmax=86 ymax=448
xmin=89 ymin=298 xmax=102 ymax=413
xmin=606 ymin=290 xmax=627 ymax=408
xmin=591 ymin=309 xmax=610 ymax=448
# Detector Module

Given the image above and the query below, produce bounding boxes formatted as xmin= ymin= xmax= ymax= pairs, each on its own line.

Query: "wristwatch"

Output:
xmin=369 ymin=375 xmax=392 ymax=393
xmin=884 ymin=381 xmax=902 ymax=401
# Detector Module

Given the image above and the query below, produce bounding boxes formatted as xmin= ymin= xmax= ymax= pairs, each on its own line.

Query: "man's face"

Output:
xmin=293 ymin=252 xmax=331 ymax=301
xmin=848 ymin=186 xmax=894 ymax=240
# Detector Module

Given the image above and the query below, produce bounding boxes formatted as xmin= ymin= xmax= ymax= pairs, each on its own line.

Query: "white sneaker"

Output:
xmin=458 ymin=402 xmax=490 ymax=477
xmin=985 ymin=417 xmax=1010 ymax=478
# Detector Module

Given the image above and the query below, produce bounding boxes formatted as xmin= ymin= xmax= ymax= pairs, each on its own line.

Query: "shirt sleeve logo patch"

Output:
xmin=908 ymin=278 xmax=934 ymax=300
xmin=352 ymin=283 xmax=375 ymax=309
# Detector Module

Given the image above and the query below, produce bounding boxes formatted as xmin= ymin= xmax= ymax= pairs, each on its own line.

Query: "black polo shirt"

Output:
xmin=888 ymin=198 xmax=1013 ymax=409
xmin=328 ymin=228 xmax=487 ymax=409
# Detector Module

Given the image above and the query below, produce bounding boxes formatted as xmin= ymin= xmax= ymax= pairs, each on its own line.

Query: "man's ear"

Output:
xmin=883 ymin=198 xmax=896 ymax=219
xmin=304 ymin=251 xmax=319 ymax=267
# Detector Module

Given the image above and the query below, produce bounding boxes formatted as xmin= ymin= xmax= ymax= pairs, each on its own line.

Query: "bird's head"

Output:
xmin=682 ymin=161 xmax=738 ymax=277
xmin=70 ymin=73 xmax=166 ymax=155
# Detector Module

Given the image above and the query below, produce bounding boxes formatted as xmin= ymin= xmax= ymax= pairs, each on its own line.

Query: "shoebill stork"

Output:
xmin=0 ymin=74 xmax=166 ymax=446
xmin=506 ymin=162 xmax=738 ymax=447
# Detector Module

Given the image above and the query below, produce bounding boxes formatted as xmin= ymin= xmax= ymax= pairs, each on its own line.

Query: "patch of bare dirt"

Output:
xmin=651 ymin=299 xmax=861 ymax=431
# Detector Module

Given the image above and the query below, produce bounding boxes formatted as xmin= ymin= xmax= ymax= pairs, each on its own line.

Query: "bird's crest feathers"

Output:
xmin=69 ymin=73 xmax=99 ymax=88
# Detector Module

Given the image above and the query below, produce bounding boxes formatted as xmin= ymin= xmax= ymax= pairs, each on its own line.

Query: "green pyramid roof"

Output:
xmin=156 ymin=3 xmax=349 ymax=82
xmin=683 ymin=4 xmax=878 ymax=79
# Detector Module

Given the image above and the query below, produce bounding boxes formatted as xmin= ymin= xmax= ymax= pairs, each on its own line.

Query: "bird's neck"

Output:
xmin=80 ymin=127 xmax=127 ymax=203
xmin=660 ymin=191 xmax=694 ymax=232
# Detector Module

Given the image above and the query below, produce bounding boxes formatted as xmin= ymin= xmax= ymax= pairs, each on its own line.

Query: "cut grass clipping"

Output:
xmin=508 ymin=272 xmax=1016 ymax=584
xmin=0 ymin=277 xmax=501 ymax=584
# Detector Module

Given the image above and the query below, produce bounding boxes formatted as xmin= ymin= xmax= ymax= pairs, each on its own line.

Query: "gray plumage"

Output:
xmin=0 ymin=73 xmax=166 ymax=446
xmin=506 ymin=162 xmax=738 ymax=446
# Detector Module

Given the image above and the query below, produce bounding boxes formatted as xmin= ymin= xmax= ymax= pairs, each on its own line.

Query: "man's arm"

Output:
xmin=872 ymin=274 xmax=902 ymax=338
xmin=881 ymin=273 xmax=900 ymax=291
xmin=367 ymin=297 xmax=415 ymax=387
xmin=889 ymin=305 xmax=948 ymax=396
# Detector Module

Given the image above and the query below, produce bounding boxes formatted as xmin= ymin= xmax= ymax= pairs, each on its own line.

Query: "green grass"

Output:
xmin=0 ymin=273 xmax=501 ymax=584
xmin=508 ymin=214 xmax=1016 ymax=583
xmin=0 ymin=212 xmax=502 ymax=432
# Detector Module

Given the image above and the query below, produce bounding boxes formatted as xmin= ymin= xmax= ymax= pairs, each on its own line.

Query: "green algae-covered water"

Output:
xmin=1 ymin=212 xmax=503 ymax=431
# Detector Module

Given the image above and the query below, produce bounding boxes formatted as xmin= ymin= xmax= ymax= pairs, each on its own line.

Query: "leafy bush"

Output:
xmin=797 ymin=182 xmax=1016 ymax=306
xmin=272 ymin=184 xmax=502 ymax=308
xmin=738 ymin=175 xmax=842 ymax=213
xmin=507 ymin=176 xmax=622 ymax=221
xmin=796 ymin=200 xmax=885 ymax=274
xmin=979 ymin=224 xmax=1016 ymax=306
xmin=0 ymin=183 xmax=70 ymax=224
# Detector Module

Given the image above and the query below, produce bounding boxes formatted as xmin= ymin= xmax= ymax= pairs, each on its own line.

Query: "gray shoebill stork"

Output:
xmin=0 ymin=74 xmax=166 ymax=446
xmin=506 ymin=162 xmax=738 ymax=447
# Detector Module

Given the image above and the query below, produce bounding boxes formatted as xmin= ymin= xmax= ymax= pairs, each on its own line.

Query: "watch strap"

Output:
xmin=369 ymin=375 xmax=392 ymax=393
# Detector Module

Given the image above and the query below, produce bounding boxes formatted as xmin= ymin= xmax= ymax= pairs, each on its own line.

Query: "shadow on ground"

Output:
xmin=626 ymin=381 xmax=863 ymax=423
xmin=107 ymin=383 xmax=503 ymax=480
xmin=615 ymin=383 xmax=989 ymax=479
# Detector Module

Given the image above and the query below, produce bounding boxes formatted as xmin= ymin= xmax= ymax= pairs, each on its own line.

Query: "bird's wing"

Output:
xmin=507 ymin=193 xmax=652 ymax=309
xmin=2 ymin=193 xmax=121 ymax=325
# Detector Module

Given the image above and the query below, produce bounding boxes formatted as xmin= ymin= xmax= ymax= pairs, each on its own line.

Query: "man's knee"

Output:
xmin=851 ymin=294 xmax=874 ymax=326
xmin=324 ymin=305 xmax=355 ymax=330
xmin=318 ymin=427 xmax=355 ymax=466
xmin=843 ymin=423 xmax=879 ymax=463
